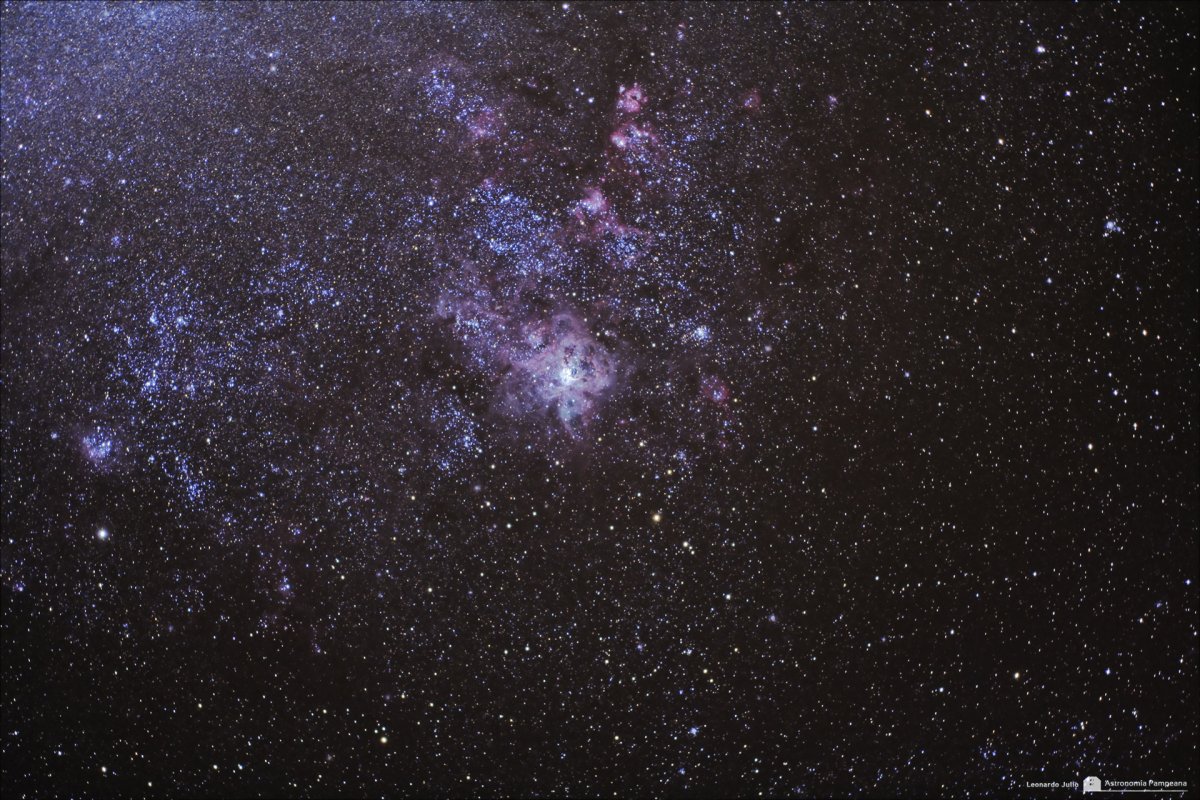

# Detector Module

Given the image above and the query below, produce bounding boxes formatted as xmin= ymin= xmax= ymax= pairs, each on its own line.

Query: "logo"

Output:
xmin=1083 ymin=777 xmax=1101 ymax=794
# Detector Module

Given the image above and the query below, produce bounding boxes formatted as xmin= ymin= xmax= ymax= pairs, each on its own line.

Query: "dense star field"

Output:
xmin=2 ymin=2 xmax=1197 ymax=797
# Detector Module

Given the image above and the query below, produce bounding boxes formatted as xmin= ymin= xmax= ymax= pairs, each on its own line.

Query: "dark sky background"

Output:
xmin=2 ymin=2 xmax=1196 ymax=797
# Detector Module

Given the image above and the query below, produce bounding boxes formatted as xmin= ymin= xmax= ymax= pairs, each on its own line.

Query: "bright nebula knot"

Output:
xmin=503 ymin=312 xmax=617 ymax=437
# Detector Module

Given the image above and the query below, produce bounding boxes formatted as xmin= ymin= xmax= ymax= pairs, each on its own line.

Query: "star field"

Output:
xmin=2 ymin=3 xmax=1197 ymax=797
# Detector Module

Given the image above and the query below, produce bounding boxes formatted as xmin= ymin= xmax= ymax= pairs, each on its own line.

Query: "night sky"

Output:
xmin=2 ymin=2 xmax=1197 ymax=797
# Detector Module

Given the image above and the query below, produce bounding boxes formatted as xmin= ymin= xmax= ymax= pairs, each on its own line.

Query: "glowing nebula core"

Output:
xmin=503 ymin=312 xmax=618 ymax=436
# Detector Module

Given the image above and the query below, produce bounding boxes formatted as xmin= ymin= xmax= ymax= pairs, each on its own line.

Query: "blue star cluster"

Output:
xmin=2 ymin=3 xmax=1196 ymax=797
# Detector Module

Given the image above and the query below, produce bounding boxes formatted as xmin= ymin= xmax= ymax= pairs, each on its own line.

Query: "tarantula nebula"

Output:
xmin=502 ymin=311 xmax=618 ymax=437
